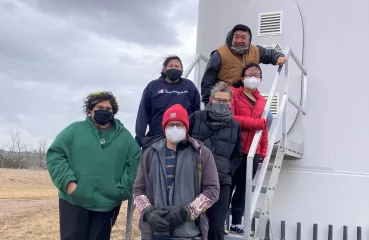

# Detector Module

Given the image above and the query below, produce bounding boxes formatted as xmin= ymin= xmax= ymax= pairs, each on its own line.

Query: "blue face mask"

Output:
xmin=165 ymin=69 xmax=183 ymax=81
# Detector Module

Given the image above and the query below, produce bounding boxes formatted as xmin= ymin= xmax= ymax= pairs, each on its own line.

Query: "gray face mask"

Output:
xmin=212 ymin=102 xmax=231 ymax=114
xmin=231 ymin=45 xmax=249 ymax=55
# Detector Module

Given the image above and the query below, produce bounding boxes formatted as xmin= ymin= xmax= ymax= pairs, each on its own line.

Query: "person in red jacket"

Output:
xmin=228 ymin=62 xmax=268 ymax=234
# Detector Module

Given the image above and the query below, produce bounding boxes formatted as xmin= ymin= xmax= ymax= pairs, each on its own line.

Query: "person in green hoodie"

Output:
xmin=47 ymin=91 xmax=141 ymax=240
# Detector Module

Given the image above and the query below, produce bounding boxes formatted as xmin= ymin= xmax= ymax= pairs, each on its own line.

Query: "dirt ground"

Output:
xmin=0 ymin=168 xmax=141 ymax=240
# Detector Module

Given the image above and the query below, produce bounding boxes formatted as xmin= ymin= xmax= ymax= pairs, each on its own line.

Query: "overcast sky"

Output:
xmin=0 ymin=0 xmax=199 ymax=149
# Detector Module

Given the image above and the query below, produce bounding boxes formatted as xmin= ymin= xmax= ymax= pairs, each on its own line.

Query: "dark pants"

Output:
xmin=206 ymin=185 xmax=231 ymax=240
xmin=229 ymin=154 xmax=260 ymax=225
xmin=59 ymin=198 xmax=121 ymax=240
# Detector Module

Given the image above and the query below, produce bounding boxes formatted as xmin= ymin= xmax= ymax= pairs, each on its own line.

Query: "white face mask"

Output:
xmin=165 ymin=126 xmax=186 ymax=144
xmin=244 ymin=77 xmax=261 ymax=90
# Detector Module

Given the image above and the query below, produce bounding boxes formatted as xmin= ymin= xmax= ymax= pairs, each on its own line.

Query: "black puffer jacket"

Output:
xmin=189 ymin=110 xmax=242 ymax=185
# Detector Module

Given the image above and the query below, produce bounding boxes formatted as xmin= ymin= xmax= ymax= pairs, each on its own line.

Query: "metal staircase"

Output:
xmin=123 ymin=47 xmax=307 ymax=240
xmin=226 ymin=47 xmax=307 ymax=240
xmin=180 ymin=47 xmax=308 ymax=239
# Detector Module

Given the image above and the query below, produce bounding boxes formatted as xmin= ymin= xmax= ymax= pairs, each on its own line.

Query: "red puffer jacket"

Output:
xmin=231 ymin=87 xmax=268 ymax=157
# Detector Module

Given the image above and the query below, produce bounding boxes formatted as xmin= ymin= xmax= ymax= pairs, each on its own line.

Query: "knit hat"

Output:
xmin=162 ymin=104 xmax=189 ymax=131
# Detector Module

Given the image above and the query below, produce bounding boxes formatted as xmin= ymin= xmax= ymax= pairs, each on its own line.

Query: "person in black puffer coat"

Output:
xmin=189 ymin=82 xmax=242 ymax=240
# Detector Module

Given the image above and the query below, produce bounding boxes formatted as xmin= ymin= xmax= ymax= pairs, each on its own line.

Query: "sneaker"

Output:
xmin=230 ymin=224 xmax=244 ymax=234
xmin=224 ymin=223 xmax=229 ymax=235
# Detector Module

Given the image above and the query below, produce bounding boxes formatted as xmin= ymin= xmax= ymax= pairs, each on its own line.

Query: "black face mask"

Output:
xmin=93 ymin=110 xmax=113 ymax=125
xmin=165 ymin=69 xmax=183 ymax=81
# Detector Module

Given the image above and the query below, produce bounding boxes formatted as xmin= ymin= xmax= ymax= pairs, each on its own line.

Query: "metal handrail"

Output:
xmin=289 ymin=48 xmax=307 ymax=76
xmin=124 ymin=197 xmax=134 ymax=239
xmin=183 ymin=53 xmax=209 ymax=79
xmin=242 ymin=65 xmax=283 ymax=239
xmin=250 ymin=94 xmax=288 ymax=219
xmin=243 ymin=46 xmax=308 ymax=239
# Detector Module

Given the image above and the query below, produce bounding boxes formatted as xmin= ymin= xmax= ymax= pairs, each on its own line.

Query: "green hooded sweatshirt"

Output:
xmin=47 ymin=117 xmax=141 ymax=212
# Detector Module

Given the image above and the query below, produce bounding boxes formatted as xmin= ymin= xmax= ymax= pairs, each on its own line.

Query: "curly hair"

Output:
xmin=160 ymin=55 xmax=183 ymax=77
xmin=83 ymin=91 xmax=119 ymax=115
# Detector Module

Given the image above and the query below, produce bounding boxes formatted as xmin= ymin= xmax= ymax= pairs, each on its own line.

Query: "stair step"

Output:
xmin=283 ymin=139 xmax=303 ymax=159
xmin=271 ymin=140 xmax=303 ymax=160
xmin=258 ymin=163 xmax=274 ymax=170
xmin=226 ymin=211 xmax=261 ymax=219
xmin=252 ymin=185 xmax=268 ymax=194
xmin=224 ymin=233 xmax=245 ymax=240
xmin=224 ymin=233 xmax=256 ymax=240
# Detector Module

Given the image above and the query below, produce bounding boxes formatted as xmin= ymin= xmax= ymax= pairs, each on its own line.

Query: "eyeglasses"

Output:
xmin=244 ymin=74 xmax=261 ymax=78
xmin=213 ymin=98 xmax=232 ymax=104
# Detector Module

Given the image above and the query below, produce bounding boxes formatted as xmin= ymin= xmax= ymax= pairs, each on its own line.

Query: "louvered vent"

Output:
xmin=258 ymin=11 xmax=282 ymax=36
xmin=261 ymin=93 xmax=279 ymax=118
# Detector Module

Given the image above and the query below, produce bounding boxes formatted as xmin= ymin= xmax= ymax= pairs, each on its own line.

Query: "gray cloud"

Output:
xmin=0 ymin=3 xmax=157 ymax=86
xmin=0 ymin=0 xmax=198 ymax=148
xmin=0 ymin=76 xmax=144 ymax=147
xmin=19 ymin=0 xmax=179 ymax=46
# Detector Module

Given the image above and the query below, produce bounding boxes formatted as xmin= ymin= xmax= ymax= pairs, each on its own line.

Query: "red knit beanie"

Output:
xmin=162 ymin=104 xmax=189 ymax=131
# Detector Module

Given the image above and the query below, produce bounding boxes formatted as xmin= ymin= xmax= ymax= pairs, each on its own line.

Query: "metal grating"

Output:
xmin=258 ymin=11 xmax=283 ymax=36
xmin=261 ymin=93 xmax=279 ymax=118
xmin=224 ymin=221 xmax=363 ymax=240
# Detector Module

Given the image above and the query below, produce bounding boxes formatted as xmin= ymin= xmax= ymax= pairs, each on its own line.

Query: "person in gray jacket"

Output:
xmin=201 ymin=24 xmax=287 ymax=129
xmin=133 ymin=104 xmax=220 ymax=240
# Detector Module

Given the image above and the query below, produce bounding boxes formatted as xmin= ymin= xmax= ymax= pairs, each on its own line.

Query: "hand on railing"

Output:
xmin=277 ymin=56 xmax=288 ymax=65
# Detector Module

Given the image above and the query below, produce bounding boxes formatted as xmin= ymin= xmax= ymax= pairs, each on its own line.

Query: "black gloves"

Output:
xmin=162 ymin=206 xmax=190 ymax=228
xmin=143 ymin=205 xmax=190 ymax=232
xmin=142 ymin=206 xmax=170 ymax=232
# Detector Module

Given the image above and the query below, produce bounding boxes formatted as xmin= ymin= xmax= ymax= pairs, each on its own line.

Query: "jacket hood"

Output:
xmin=85 ymin=116 xmax=127 ymax=146
xmin=86 ymin=116 xmax=124 ymax=132
xmin=141 ymin=134 xmax=166 ymax=149
xmin=225 ymin=24 xmax=253 ymax=50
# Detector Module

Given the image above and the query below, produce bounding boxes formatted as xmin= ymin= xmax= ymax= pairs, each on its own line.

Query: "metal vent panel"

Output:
xmin=261 ymin=93 xmax=279 ymax=118
xmin=258 ymin=11 xmax=283 ymax=36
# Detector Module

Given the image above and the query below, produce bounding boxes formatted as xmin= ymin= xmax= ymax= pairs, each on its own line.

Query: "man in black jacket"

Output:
xmin=189 ymin=82 xmax=242 ymax=240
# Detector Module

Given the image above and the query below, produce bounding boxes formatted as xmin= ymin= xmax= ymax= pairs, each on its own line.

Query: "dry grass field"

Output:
xmin=0 ymin=168 xmax=141 ymax=240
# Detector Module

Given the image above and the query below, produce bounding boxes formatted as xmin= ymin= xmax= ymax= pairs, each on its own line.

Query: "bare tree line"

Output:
xmin=0 ymin=129 xmax=48 ymax=169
